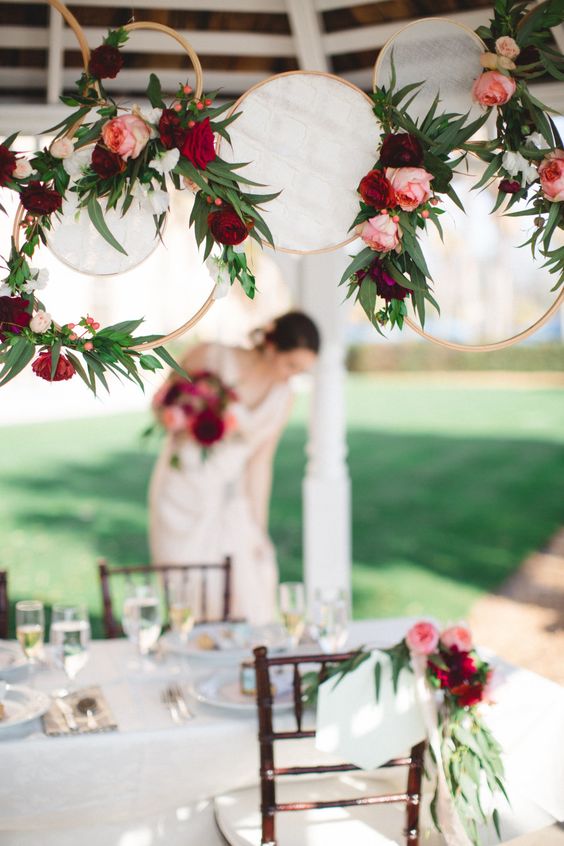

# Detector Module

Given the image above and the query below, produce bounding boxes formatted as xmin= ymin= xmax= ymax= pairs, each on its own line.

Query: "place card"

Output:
xmin=43 ymin=685 xmax=118 ymax=737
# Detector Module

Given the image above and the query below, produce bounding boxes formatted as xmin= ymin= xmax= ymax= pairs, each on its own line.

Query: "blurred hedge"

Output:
xmin=346 ymin=343 xmax=564 ymax=372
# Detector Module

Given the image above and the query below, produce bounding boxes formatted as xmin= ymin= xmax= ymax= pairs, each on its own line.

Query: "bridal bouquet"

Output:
xmin=151 ymin=370 xmax=238 ymax=463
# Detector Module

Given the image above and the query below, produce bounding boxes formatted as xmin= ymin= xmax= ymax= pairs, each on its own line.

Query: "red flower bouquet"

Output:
xmin=151 ymin=370 xmax=238 ymax=463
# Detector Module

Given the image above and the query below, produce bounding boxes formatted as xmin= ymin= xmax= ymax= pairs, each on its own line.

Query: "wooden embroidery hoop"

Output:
xmin=373 ymin=17 xmax=563 ymax=351
xmin=13 ymin=1 xmax=216 ymax=353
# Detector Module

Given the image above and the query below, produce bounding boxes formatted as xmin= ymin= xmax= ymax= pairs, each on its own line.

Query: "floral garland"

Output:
xmin=148 ymin=369 xmax=238 ymax=464
xmin=0 ymin=26 xmax=277 ymax=392
xmin=344 ymin=0 xmax=564 ymax=334
xmin=305 ymin=621 xmax=507 ymax=846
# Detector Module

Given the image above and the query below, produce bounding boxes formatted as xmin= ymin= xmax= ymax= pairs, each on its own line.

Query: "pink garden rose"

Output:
xmin=495 ymin=36 xmax=520 ymax=60
xmin=102 ymin=114 xmax=151 ymax=161
xmin=386 ymin=167 xmax=433 ymax=212
xmin=538 ymin=150 xmax=564 ymax=202
xmin=161 ymin=405 xmax=186 ymax=433
xmin=356 ymin=214 xmax=400 ymax=252
xmin=472 ymin=71 xmax=516 ymax=107
xmin=405 ymin=621 xmax=440 ymax=656
xmin=441 ymin=625 xmax=473 ymax=653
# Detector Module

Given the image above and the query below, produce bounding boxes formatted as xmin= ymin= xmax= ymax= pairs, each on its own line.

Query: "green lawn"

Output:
xmin=1 ymin=375 xmax=563 ymax=637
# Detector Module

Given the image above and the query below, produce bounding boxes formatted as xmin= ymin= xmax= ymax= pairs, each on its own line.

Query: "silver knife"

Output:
xmin=55 ymin=697 xmax=79 ymax=732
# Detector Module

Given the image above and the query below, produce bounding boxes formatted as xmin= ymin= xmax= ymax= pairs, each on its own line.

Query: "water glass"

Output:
xmin=310 ymin=588 xmax=349 ymax=653
xmin=278 ymin=582 xmax=306 ymax=649
xmin=50 ymin=604 xmax=91 ymax=681
xmin=122 ymin=584 xmax=162 ymax=656
xmin=15 ymin=600 xmax=45 ymax=662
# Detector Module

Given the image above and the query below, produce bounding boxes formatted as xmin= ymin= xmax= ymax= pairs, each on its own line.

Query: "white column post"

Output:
xmin=298 ymin=251 xmax=352 ymax=605
xmin=47 ymin=6 xmax=64 ymax=106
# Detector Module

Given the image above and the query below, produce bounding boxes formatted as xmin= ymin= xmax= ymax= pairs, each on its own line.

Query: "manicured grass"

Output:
xmin=1 ymin=375 xmax=563 ymax=636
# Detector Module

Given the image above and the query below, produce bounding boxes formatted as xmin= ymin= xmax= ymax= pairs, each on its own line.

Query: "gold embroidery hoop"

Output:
xmin=372 ymin=16 xmax=563 ymax=351
xmin=13 ymin=2 xmax=216 ymax=352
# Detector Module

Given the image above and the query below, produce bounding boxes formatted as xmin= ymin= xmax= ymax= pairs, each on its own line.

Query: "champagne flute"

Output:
xmin=15 ymin=600 xmax=45 ymax=663
xmin=278 ymin=582 xmax=306 ymax=649
xmin=167 ymin=576 xmax=196 ymax=643
xmin=310 ymin=588 xmax=349 ymax=654
xmin=122 ymin=584 xmax=162 ymax=656
xmin=50 ymin=604 xmax=91 ymax=686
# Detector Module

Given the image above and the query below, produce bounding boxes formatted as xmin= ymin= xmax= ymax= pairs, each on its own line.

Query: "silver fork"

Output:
xmin=161 ymin=687 xmax=183 ymax=724
xmin=167 ymin=683 xmax=194 ymax=721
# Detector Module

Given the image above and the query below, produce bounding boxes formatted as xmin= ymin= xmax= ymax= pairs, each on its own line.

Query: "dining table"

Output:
xmin=1 ymin=617 xmax=563 ymax=846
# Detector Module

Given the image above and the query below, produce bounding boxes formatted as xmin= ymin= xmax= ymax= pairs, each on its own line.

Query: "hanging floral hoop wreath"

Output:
xmin=0 ymin=1 xmax=278 ymax=392
xmin=341 ymin=3 xmax=564 ymax=347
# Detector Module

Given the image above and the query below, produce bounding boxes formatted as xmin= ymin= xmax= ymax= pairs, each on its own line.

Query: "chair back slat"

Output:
xmin=97 ymin=558 xmax=233 ymax=638
xmin=253 ymin=645 xmax=426 ymax=846
xmin=0 ymin=571 xmax=8 ymax=639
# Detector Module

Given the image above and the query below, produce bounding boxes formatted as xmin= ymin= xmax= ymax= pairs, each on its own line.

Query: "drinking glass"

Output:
xmin=310 ymin=588 xmax=349 ymax=654
xmin=278 ymin=582 xmax=306 ymax=649
xmin=15 ymin=600 xmax=45 ymax=663
xmin=122 ymin=584 xmax=162 ymax=656
xmin=167 ymin=577 xmax=197 ymax=643
xmin=50 ymin=604 xmax=91 ymax=683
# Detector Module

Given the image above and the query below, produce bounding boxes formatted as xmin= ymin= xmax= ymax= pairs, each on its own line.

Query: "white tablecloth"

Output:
xmin=1 ymin=619 xmax=562 ymax=846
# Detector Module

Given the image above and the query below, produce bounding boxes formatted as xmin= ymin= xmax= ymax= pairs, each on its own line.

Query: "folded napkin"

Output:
xmin=42 ymin=686 xmax=118 ymax=737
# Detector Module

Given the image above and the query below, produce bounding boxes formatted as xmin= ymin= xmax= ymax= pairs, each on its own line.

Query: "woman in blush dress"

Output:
xmin=148 ymin=311 xmax=320 ymax=625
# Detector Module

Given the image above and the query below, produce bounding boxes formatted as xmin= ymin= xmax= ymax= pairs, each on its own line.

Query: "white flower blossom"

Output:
xmin=23 ymin=267 xmax=49 ymax=293
xmin=502 ymin=150 xmax=538 ymax=186
xmin=206 ymin=256 xmax=231 ymax=299
xmin=132 ymin=104 xmax=162 ymax=138
xmin=147 ymin=188 xmax=169 ymax=215
xmin=29 ymin=310 xmax=52 ymax=334
xmin=149 ymin=148 xmax=180 ymax=175
xmin=0 ymin=282 xmax=12 ymax=297
xmin=526 ymin=132 xmax=546 ymax=150
xmin=63 ymin=147 xmax=92 ymax=182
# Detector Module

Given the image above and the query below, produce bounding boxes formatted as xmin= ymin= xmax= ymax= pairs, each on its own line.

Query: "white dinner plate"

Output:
xmin=163 ymin=622 xmax=288 ymax=665
xmin=192 ymin=669 xmax=294 ymax=713
xmin=0 ymin=641 xmax=28 ymax=677
xmin=0 ymin=683 xmax=51 ymax=730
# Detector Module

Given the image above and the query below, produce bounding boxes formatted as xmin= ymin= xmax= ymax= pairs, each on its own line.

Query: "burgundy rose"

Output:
xmin=180 ymin=117 xmax=216 ymax=169
xmin=31 ymin=351 xmax=76 ymax=382
xmin=20 ymin=181 xmax=62 ymax=216
xmin=89 ymin=44 xmax=124 ymax=80
xmin=208 ymin=206 xmax=250 ymax=246
xmin=158 ymin=109 xmax=185 ymax=150
xmin=357 ymin=258 xmax=411 ymax=301
xmin=0 ymin=295 xmax=31 ymax=340
xmin=379 ymin=133 xmax=423 ymax=167
xmin=451 ymin=681 xmax=484 ymax=708
xmin=499 ymin=179 xmax=521 ymax=194
xmin=191 ymin=408 xmax=225 ymax=446
xmin=516 ymin=45 xmax=540 ymax=67
xmin=91 ymin=144 xmax=125 ymax=179
xmin=357 ymin=170 xmax=395 ymax=210
xmin=0 ymin=144 xmax=16 ymax=187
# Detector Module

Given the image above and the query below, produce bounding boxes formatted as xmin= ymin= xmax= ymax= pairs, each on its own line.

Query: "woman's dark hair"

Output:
xmin=263 ymin=311 xmax=320 ymax=354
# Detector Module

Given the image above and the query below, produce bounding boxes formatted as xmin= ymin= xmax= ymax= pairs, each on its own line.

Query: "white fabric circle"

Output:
xmin=47 ymin=193 xmax=161 ymax=276
xmin=220 ymin=72 xmax=381 ymax=253
xmin=374 ymin=18 xmax=485 ymax=123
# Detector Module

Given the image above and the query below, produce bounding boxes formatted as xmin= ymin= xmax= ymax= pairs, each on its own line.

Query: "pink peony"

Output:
xmin=405 ymin=621 xmax=440 ymax=656
xmin=162 ymin=405 xmax=186 ymax=433
xmin=102 ymin=114 xmax=151 ymax=161
xmin=441 ymin=625 xmax=473 ymax=653
xmin=386 ymin=167 xmax=433 ymax=212
xmin=472 ymin=71 xmax=516 ymax=107
xmin=538 ymin=150 xmax=564 ymax=202
xmin=356 ymin=214 xmax=401 ymax=253
xmin=495 ymin=36 xmax=520 ymax=60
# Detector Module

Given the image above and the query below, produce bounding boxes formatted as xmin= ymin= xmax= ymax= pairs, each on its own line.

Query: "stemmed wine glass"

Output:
xmin=278 ymin=582 xmax=306 ymax=649
xmin=50 ymin=604 xmax=91 ymax=689
xmin=167 ymin=577 xmax=197 ymax=644
xmin=15 ymin=600 xmax=45 ymax=674
xmin=310 ymin=588 xmax=349 ymax=654
xmin=122 ymin=583 xmax=162 ymax=657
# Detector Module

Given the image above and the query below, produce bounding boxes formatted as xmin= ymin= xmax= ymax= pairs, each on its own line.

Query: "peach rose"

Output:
xmin=50 ymin=137 xmax=75 ymax=159
xmin=162 ymin=405 xmax=186 ymax=433
xmin=405 ymin=621 xmax=440 ymax=656
xmin=102 ymin=114 xmax=151 ymax=161
xmin=495 ymin=36 xmax=520 ymax=60
xmin=356 ymin=214 xmax=400 ymax=253
xmin=472 ymin=71 xmax=516 ymax=107
xmin=441 ymin=625 xmax=473 ymax=653
xmin=480 ymin=52 xmax=498 ymax=70
xmin=539 ymin=150 xmax=564 ymax=202
xmin=386 ymin=167 xmax=433 ymax=212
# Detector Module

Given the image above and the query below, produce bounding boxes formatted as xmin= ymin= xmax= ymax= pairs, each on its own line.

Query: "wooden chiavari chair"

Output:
xmin=97 ymin=557 xmax=232 ymax=638
xmin=0 ymin=571 xmax=8 ymax=639
xmin=215 ymin=645 xmax=426 ymax=846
